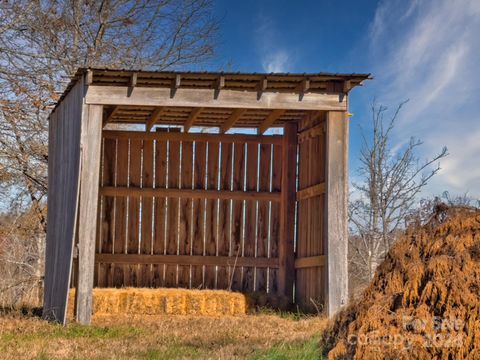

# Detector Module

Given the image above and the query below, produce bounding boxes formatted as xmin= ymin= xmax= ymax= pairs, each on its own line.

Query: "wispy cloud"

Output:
xmin=367 ymin=0 xmax=480 ymax=197
xmin=255 ymin=15 xmax=292 ymax=73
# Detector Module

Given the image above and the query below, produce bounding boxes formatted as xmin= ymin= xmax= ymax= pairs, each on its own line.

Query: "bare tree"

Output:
xmin=0 ymin=0 xmax=217 ymax=306
xmin=348 ymin=101 xmax=448 ymax=289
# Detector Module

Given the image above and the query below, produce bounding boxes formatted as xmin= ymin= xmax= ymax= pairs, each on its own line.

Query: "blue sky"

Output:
xmin=209 ymin=0 xmax=480 ymax=199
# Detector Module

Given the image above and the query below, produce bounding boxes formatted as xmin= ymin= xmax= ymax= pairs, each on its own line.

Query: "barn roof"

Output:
xmin=54 ymin=68 xmax=370 ymax=132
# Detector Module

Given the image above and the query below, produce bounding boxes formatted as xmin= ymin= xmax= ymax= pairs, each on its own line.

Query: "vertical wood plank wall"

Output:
xmin=295 ymin=112 xmax=327 ymax=311
xmin=96 ymin=131 xmax=282 ymax=294
xmin=43 ymin=79 xmax=84 ymax=324
xmin=67 ymin=110 xmax=345 ymax=313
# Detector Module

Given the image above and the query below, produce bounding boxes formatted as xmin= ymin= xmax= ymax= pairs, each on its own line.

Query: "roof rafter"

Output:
xmin=146 ymin=107 xmax=166 ymax=132
xmin=183 ymin=107 xmax=204 ymax=133
xmin=220 ymin=108 xmax=247 ymax=133
xmin=258 ymin=109 xmax=286 ymax=134
xmin=103 ymin=106 xmax=120 ymax=127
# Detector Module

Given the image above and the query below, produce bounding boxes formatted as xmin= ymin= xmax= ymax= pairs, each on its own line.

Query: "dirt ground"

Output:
xmin=0 ymin=312 xmax=327 ymax=359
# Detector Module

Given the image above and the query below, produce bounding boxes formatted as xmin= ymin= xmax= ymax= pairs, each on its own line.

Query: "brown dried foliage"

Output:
xmin=323 ymin=207 xmax=480 ymax=359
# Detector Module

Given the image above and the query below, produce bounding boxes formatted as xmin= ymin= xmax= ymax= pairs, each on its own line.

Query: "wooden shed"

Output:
xmin=43 ymin=68 xmax=369 ymax=324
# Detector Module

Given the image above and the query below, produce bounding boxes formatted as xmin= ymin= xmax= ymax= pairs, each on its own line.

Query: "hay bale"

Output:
xmin=322 ymin=208 xmax=480 ymax=359
xmin=68 ymin=288 xmax=247 ymax=318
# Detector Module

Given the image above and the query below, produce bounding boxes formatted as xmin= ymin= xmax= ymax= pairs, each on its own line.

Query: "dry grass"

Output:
xmin=0 ymin=312 xmax=327 ymax=359
xmin=67 ymin=288 xmax=247 ymax=317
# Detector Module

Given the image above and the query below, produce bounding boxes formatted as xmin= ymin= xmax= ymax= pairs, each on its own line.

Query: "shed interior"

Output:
xmin=44 ymin=69 xmax=369 ymax=324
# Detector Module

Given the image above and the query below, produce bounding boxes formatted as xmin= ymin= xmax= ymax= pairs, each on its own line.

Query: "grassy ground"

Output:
xmin=0 ymin=311 xmax=326 ymax=359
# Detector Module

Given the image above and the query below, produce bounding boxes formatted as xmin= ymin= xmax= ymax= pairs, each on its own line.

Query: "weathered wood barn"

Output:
xmin=43 ymin=68 xmax=369 ymax=324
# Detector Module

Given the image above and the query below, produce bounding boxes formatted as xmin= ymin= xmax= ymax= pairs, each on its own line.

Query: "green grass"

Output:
xmin=0 ymin=314 xmax=325 ymax=359
xmin=133 ymin=345 xmax=207 ymax=360
xmin=0 ymin=323 xmax=142 ymax=344
xmin=250 ymin=337 xmax=322 ymax=360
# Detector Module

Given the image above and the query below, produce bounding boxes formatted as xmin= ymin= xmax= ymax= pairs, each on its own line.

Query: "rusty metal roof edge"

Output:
xmin=75 ymin=67 xmax=371 ymax=79
xmin=51 ymin=67 xmax=371 ymax=114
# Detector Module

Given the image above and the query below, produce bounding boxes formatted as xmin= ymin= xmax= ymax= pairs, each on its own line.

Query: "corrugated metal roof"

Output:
xmin=54 ymin=67 xmax=371 ymax=109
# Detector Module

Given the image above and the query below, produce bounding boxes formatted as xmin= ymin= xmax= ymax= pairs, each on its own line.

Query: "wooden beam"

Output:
xmin=183 ymin=107 xmax=203 ymax=133
xmin=76 ymin=104 xmax=103 ymax=325
xmin=295 ymin=255 xmax=326 ymax=269
xmin=170 ymin=74 xmax=181 ymax=98
xmin=214 ymin=75 xmax=225 ymax=99
xmin=302 ymin=78 xmax=310 ymax=92
xmin=258 ymin=109 xmax=286 ymax=134
xmin=296 ymin=182 xmax=326 ymax=201
xmin=216 ymin=75 xmax=225 ymax=90
xmin=130 ymin=72 xmax=138 ymax=87
xmin=298 ymin=122 xmax=325 ymax=143
xmin=95 ymin=254 xmax=279 ymax=268
xmin=146 ymin=107 xmax=165 ymax=132
xmin=257 ymin=77 xmax=268 ymax=100
xmin=100 ymin=186 xmax=281 ymax=202
xmin=127 ymin=73 xmax=138 ymax=97
xmin=85 ymin=70 xmax=93 ymax=85
xmin=278 ymin=122 xmax=297 ymax=302
xmin=220 ymin=108 xmax=247 ymax=133
xmin=298 ymin=78 xmax=310 ymax=100
xmin=325 ymin=111 xmax=349 ymax=317
xmin=85 ymin=86 xmax=347 ymax=111
xmin=102 ymin=130 xmax=283 ymax=145
xmin=103 ymin=106 xmax=120 ymax=127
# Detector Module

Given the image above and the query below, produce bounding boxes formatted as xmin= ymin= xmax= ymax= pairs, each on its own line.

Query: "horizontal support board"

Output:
xmin=103 ymin=130 xmax=282 ymax=145
xmin=100 ymin=186 xmax=281 ymax=202
xmin=86 ymin=86 xmax=347 ymax=111
xmin=296 ymin=182 xmax=326 ymax=201
xmin=95 ymin=254 xmax=279 ymax=268
xmin=294 ymin=255 xmax=326 ymax=269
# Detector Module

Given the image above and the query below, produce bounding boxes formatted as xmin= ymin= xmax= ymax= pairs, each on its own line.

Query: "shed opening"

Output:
xmin=43 ymin=68 xmax=369 ymax=324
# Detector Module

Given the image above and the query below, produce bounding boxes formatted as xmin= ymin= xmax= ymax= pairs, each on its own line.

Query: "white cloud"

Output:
xmin=255 ymin=15 xmax=292 ymax=73
xmin=366 ymin=0 xmax=480 ymax=198
xmin=261 ymin=49 xmax=289 ymax=73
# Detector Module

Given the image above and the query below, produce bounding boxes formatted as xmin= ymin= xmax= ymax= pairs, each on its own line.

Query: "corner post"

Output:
xmin=279 ymin=122 xmax=298 ymax=303
xmin=325 ymin=111 xmax=349 ymax=316
xmin=76 ymin=104 xmax=103 ymax=325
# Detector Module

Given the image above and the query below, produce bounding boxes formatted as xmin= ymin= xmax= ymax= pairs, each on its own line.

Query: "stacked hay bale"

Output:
xmin=322 ymin=208 xmax=480 ymax=359
xmin=68 ymin=288 xmax=247 ymax=318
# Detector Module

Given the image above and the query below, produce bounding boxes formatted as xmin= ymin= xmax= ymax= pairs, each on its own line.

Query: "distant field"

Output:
xmin=0 ymin=312 xmax=326 ymax=359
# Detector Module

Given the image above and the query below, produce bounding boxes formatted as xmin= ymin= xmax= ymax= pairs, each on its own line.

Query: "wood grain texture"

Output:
xmin=192 ymin=141 xmax=206 ymax=288
xmin=43 ymin=79 xmax=83 ymax=324
xmin=86 ymin=86 xmax=348 ymax=111
xmin=76 ymin=104 xmax=103 ymax=325
xmin=325 ymin=111 xmax=349 ymax=316
xmin=103 ymin=130 xmax=282 ymax=145
xmin=140 ymin=139 xmax=154 ymax=286
xmin=166 ymin=140 xmax=180 ymax=287
xmin=278 ymin=123 xmax=297 ymax=301
xmin=98 ymin=138 xmax=116 ymax=287
xmin=100 ymin=187 xmax=281 ymax=202
xmin=96 ymin=254 xmax=279 ymax=268
xmin=153 ymin=138 xmax=168 ymax=287
xmin=294 ymin=112 xmax=329 ymax=312
xmin=113 ymin=138 xmax=128 ymax=287
xmin=95 ymin=131 xmax=284 ymax=297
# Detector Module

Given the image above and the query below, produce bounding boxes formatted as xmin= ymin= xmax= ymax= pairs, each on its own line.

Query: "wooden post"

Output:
xmin=278 ymin=122 xmax=297 ymax=302
xmin=76 ymin=104 xmax=103 ymax=325
xmin=325 ymin=111 xmax=349 ymax=316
